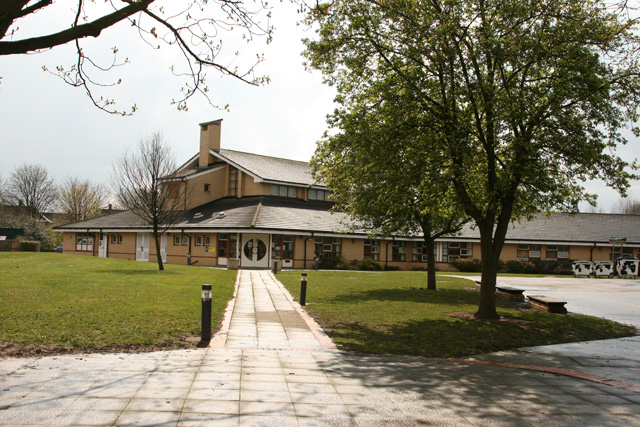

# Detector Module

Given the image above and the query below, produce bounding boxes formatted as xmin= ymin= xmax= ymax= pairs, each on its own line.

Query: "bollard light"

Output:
xmin=300 ymin=273 xmax=308 ymax=306
xmin=200 ymin=284 xmax=212 ymax=344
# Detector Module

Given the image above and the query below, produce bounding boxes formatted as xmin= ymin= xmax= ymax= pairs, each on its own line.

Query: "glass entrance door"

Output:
xmin=241 ymin=234 xmax=269 ymax=268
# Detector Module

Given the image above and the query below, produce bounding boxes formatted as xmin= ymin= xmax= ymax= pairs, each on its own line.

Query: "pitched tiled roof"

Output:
xmin=215 ymin=149 xmax=324 ymax=187
xmin=55 ymin=201 xmax=640 ymax=246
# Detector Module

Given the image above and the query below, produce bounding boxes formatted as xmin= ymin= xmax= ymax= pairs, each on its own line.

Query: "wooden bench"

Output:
xmin=527 ymin=295 xmax=568 ymax=314
xmin=495 ymin=285 xmax=525 ymax=302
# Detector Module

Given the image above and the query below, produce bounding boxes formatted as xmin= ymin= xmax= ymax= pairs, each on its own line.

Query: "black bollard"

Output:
xmin=300 ymin=273 xmax=307 ymax=306
xmin=201 ymin=284 xmax=212 ymax=343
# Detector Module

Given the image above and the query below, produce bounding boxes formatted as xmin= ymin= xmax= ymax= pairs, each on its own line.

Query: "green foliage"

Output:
xmin=304 ymin=0 xmax=640 ymax=318
xmin=503 ymin=260 xmax=573 ymax=275
xmin=17 ymin=241 xmax=41 ymax=252
xmin=278 ymin=271 xmax=636 ymax=357
xmin=0 ymin=253 xmax=236 ymax=350
xmin=356 ymin=258 xmax=384 ymax=271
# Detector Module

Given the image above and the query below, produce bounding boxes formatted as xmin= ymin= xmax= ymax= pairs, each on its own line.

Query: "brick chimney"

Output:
xmin=199 ymin=119 xmax=222 ymax=167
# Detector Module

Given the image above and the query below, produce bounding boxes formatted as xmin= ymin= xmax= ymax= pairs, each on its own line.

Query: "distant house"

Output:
xmin=54 ymin=119 xmax=640 ymax=269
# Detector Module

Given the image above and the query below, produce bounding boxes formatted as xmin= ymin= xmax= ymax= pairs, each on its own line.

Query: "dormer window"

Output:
xmin=271 ymin=185 xmax=297 ymax=198
xmin=309 ymin=189 xmax=331 ymax=201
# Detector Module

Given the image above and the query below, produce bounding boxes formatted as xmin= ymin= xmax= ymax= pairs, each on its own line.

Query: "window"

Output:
xmin=517 ymin=244 xmax=540 ymax=262
xmin=314 ymin=237 xmax=341 ymax=259
xmin=174 ymin=235 xmax=180 ymax=246
xmin=392 ymin=241 xmax=407 ymax=261
xmin=118 ymin=235 xmax=123 ymax=244
xmin=610 ymin=246 xmax=634 ymax=260
xmin=364 ymin=240 xmax=380 ymax=260
xmin=272 ymin=234 xmax=294 ymax=260
xmin=229 ymin=166 xmax=238 ymax=196
xmin=204 ymin=236 xmax=210 ymax=246
xmin=446 ymin=242 xmax=473 ymax=261
xmin=111 ymin=234 xmax=117 ymax=244
xmin=271 ymin=185 xmax=298 ymax=198
xmin=167 ymin=183 xmax=181 ymax=199
xmin=76 ymin=232 xmax=94 ymax=251
xmin=309 ymin=189 xmax=331 ymax=201
xmin=182 ymin=235 xmax=189 ymax=246
xmin=195 ymin=236 xmax=202 ymax=246
xmin=218 ymin=233 xmax=238 ymax=258
xmin=546 ymin=245 xmax=570 ymax=260
xmin=204 ymin=183 xmax=210 ymax=192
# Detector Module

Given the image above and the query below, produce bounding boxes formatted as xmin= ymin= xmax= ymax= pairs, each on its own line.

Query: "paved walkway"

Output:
xmin=1 ymin=270 xmax=639 ymax=426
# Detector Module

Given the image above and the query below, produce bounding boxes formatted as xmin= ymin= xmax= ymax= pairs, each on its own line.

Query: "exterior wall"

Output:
xmin=241 ymin=173 xmax=270 ymax=197
xmin=185 ymin=168 xmax=227 ymax=209
xmin=107 ymin=233 xmax=136 ymax=260
xmin=342 ymin=238 xmax=363 ymax=261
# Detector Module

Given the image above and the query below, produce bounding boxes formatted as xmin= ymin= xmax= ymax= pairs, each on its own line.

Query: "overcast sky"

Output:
xmin=0 ymin=1 xmax=638 ymax=212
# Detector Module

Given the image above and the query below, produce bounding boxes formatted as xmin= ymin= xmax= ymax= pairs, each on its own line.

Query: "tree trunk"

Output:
xmin=152 ymin=224 xmax=164 ymax=271
xmin=475 ymin=221 xmax=499 ymax=319
xmin=424 ymin=235 xmax=437 ymax=291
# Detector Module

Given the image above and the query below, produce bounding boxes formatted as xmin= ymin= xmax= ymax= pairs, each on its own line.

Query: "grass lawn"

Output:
xmin=0 ymin=253 xmax=236 ymax=357
xmin=277 ymin=271 xmax=638 ymax=358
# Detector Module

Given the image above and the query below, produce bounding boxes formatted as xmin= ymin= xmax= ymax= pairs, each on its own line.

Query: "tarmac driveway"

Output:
xmin=469 ymin=276 xmax=640 ymax=328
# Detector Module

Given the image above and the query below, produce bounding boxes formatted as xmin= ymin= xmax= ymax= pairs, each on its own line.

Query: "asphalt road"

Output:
xmin=483 ymin=276 xmax=640 ymax=328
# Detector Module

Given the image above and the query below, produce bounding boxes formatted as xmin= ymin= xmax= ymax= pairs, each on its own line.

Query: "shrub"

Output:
xmin=450 ymin=258 xmax=482 ymax=272
xmin=356 ymin=258 xmax=384 ymax=271
xmin=18 ymin=241 xmax=41 ymax=252
xmin=318 ymin=255 xmax=347 ymax=270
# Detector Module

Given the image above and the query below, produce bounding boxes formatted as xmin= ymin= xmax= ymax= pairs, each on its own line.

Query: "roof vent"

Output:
xmin=193 ymin=213 xmax=204 ymax=219
xmin=216 ymin=212 xmax=227 ymax=219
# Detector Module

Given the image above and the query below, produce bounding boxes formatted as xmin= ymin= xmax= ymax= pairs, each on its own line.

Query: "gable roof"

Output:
xmin=213 ymin=149 xmax=324 ymax=187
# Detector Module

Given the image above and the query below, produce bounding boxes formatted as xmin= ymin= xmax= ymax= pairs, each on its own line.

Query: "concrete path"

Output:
xmin=1 ymin=270 xmax=639 ymax=426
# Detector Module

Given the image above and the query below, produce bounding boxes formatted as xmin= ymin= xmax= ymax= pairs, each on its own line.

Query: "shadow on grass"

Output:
xmin=326 ymin=287 xmax=481 ymax=306
xmin=97 ymin=269 xmax=179 ymax=276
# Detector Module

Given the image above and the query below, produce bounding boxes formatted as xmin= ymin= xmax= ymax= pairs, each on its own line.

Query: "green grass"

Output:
xmin=278 ymin=271 xmax=637 ymax=357
xmin=0 ymin=253 xmax=236 ymax=353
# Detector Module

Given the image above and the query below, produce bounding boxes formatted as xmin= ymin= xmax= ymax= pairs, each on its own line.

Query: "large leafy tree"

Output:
xmin=0 ymin=1 xmax=294 ymax=114
xmin=111 ymin=133 xmax=183 ymax=271
xmin=305 ymin=0 xmax=640 ymax=318
xmin=312 ymin=76 xmax=468 ymax=290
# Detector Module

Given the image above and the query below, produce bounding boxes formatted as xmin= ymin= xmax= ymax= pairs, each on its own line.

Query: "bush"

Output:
xmin=356 ymin=258 xmax=384 ymax=271
xmin=18 ymin=241 xmax=41 ymax=252
xmin=450 ymin=258 xmax=482 ymax=272
xmin=503 ymin=259 xmax=573 ymax=275
xmin=318 ymin=256 xmax=347 ymax=270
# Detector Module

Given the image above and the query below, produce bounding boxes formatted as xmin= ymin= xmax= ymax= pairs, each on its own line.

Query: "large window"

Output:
xmin=272 ymin=234 xmax=294 ymax=260
xmin=309 ymin=188 xmax=331 ymax=201
xmin=76 ymin=232 xmax=94 ymax=251
xmin=444 ymin=242 xmax=473 ymax=261
xmin=517 ymin=244 xmax=541 ymax=262
xmin=392 ymin=241 xmax=407 ymax=261
xmin=271 ymin=185 xmax=297 ymax=198
xmin=364 ymin=239 xmax=380 ymax=260
xmin=610 ymin=246 xmax=634 ymax=260
xmin=229 ymin=166 xmax=238 ymax=196
xmin=546 ymin=245 xmax=569 ymax=260
xmin=218 ymin=233 xmax=238 ymax=258
xmin=314 ymin=237 xmax=341 ymax=259
xmin=412 ymin=242 xmax=436 ymax=262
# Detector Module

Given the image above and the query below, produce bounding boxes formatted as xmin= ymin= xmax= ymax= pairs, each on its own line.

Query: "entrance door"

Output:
xmin=136 ymin=233 xmax=150 ymax=262
xmin=98 ymin=234 xmax=108 ymax=258
xmin=241 ymin=234 xmax=269 ymax=268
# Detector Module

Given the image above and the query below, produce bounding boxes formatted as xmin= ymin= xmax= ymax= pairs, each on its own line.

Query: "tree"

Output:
xmin=612 ymin=197 xmax=640 ymax=215
xmin=59 ymin=177 xmax=109 ymax=223
xmin=311 ymin=77 xmax=468 ymax=290
xmin=111 ymin=132 xmax=183 ymax=270
xmin=8 ymin=163 xmax=58 ymax=217
xmin=0 ymin=1 xmax=294 ymax=114
xmin=304 ymin=0 xmax=640 ymax=318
